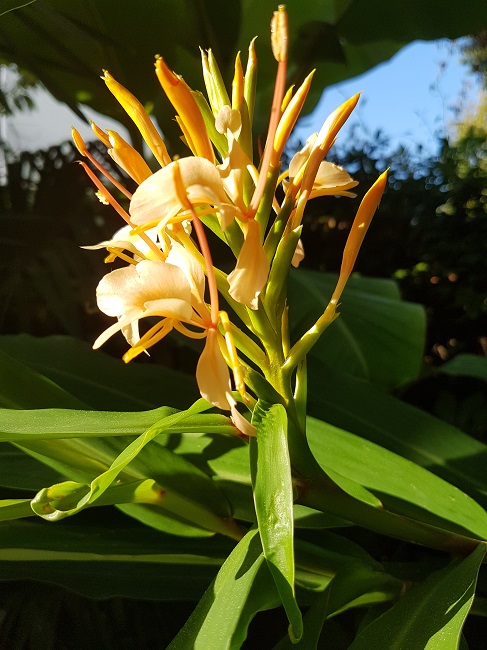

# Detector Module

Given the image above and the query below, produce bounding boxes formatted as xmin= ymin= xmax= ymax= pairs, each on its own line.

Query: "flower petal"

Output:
xmin=96 ymin=260 xmax=192 ymax=317
xmin=196 ymin=328 xmax=232 ymax=409
xmin=227 ymin=219 xmax=269 ymax=309
xmin=130 ymin=157 xmax=230 ymax=226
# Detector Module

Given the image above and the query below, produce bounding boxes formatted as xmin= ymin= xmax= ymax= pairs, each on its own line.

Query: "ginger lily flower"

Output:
xmin=93 ymin=251 xmax=206 ymax=359
xmin=93 ymin=260 xmax=203 ymax=360
xmin=227 ymin=219 xmax=269 ymax=309
xmin=287 ymin=134 xmax=359 ymax=199
xmin=130 ymin=156 xmax=242 ymax=231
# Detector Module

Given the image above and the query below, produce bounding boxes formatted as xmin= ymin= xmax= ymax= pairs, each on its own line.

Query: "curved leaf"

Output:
xmin=348 ymin=545 xmax=486 ymax=650
xmin=307 ymin=416 xmax=487 ymax=540
xmin=307 ymin=361 xmax=487 ymax=508
xmin=168 ymin=528 xmax=280 ymax=650
xmin=251 ymin=401 xmax=302 ymax=641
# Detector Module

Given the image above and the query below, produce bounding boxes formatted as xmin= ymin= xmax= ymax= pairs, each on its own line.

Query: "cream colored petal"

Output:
xmin=230 ymin=401 xmax=256 ymax=436
xmin=313 ymin=161 xmax=358 ymax=191
xmin=130 ymin=157 xmax=230 ymax=226
xmin=121 ymin=319 xmax=141 ymax=347
xmin=288 ymin=134 xmax=318 ymax=180
xmin=196 ymin=329 xmax=232 ymax=409
xmin=93 ymin=310 xmax=141 ymax=349
xmin=215 ymin=105 xmax=241 ymax=136
xmin=143 ymin=297 xmax=193 ymax=321
xmin=83 ymin=224 xmax=161 ymax=260
xmin=227 ymin=219 xmax=269 ymax=309
xmin=291 ymin=238 xmax=305 ymax=268
xmin=96 ymin=260 xmax=192 ymax=317
xmin=218 ymin=132 xmax=247 ymax=212
xmin=166 ymin=240 xmax=206 ymax=302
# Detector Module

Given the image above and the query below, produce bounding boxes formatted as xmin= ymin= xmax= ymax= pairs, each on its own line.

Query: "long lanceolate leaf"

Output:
xmin=0 ymin=401 xmax=242 ymax=539
xmin=168 ymin=528 xmax=279 ymax=650
xmin=348 ymin=544 xmax=486 ymax=650
xmin=250 ymin=401 xmax=303 ymax=642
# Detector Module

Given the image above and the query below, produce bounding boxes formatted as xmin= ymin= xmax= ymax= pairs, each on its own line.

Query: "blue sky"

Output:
xmin=4 ymin=38 xmax=482 ymax=156
xmin=296 ymin=39 xmax=482 ymax=155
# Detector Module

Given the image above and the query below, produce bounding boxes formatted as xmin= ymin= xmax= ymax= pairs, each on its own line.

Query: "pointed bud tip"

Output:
xmin=71 ymin=127 xmax=86 ymax=155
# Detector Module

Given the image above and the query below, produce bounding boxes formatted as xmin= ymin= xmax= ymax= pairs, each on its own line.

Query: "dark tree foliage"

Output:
xmin=0 ymin=140 xmax=123 ymax=338
xmin=295 ymin=124 xmax=487 ymax=365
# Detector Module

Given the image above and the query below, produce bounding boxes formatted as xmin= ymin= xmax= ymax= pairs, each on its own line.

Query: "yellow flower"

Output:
xmin=227 ymin=219 xmax=269 ymax=309
xmin=129 ymin=156 xmax=242 ymax=231
xmin=287 ymin=134 xmax=359 ymax=199
xmin=93 ymin=241 xmax=207 ymax=360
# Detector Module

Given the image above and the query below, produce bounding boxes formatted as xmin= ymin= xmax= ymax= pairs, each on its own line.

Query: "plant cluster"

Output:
xmin=0 ymin=7 xmax=486 ymax=648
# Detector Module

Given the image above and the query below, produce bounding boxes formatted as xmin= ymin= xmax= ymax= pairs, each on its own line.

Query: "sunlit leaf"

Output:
xmin=307 ymin=416 xmax=487 ymax=540
xmin=251 ymin=401 xmax=303 ymax=641
xmin=168 ymin=528 xmax=280 ymax=649
xmin=307 ymin=362 xmax=487 ymax=509
xmin=348 ymin=545 xmax=486 ymax=650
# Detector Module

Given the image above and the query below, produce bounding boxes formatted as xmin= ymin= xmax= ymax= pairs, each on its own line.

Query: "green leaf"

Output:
xmin=168 ymin=528 xmax=280 ymax=650
xmin=0 ymin=335 xmax=198 ymax=411
xmin=0 ymin=406 xmax=234 ymax=441
xmin=0 ymin=346 xmax=86 ymax=409
xmin=306 ymin=416 xmax=487 ymax=540
xmin=307 ymin=361 xmax=487 ymax=509
xmin=0 ymin=445 xmax=62 ymax=490
xmin=440 ymin=354 xmax=487 ymax=382
xmin=0 ymin=498 xmax=34 ymax=521
xmin=251 ymin=401 xmax=303 ymax=642
xmin=348 ymin=544 xmax=486 ymax=650
xmin=0 ymin=517 xmax=232 ymax=599
xmin=23 ymin=401 xmax=242 ymax=539
xmin=0 ymin=0 xmax=36 ymax=17
xmin=337 ymin=0 xmax=487 ymax=43
xmin=288 ymin=271 xmax=426 ymax=389
xmin=274 ymin=563 xmax=402 ymax=649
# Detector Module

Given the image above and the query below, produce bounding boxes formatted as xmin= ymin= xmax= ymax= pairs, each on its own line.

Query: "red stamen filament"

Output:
xmin=247 ymin=57 xmax=287 ymax=217
xmin=79 ymin=162 xmax=166 ymax=263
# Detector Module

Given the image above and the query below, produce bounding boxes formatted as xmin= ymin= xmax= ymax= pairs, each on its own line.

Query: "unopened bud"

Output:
xmin=71 ymin=127 xmax=87 ymax=156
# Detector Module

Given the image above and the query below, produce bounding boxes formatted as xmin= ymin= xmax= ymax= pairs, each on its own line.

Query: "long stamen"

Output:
xmin=247 ymin=5 xmax=288 ymax=218
xmin=173 ymin=321 xmax=208 ymax=339
xmin=78 ymin=162 xmax=166 ymax=263
xmin=105 ymin=248 xmax=138 ymax=265
xmin=72 ymin=127 xmax=132 ymax=200
xmin=123 ymin=318 xmax=174 ymax=362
